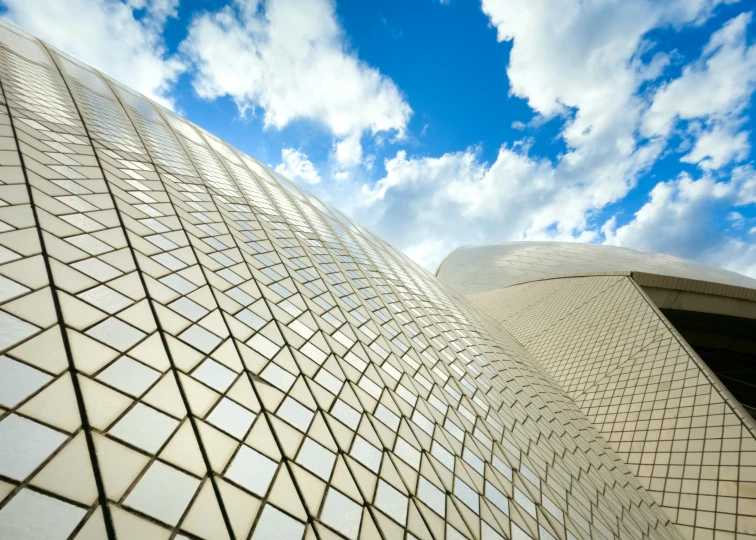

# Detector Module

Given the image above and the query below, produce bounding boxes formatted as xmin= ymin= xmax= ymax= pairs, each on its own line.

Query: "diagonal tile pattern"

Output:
xmin=469 ymin=275 xmax=756 ymax=539
xmin=0 ymin=19 xmax=686 ymax=540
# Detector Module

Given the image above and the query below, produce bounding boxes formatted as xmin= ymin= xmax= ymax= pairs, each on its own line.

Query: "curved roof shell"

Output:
xmin=437 ymin=241 xmax=756 ymax=295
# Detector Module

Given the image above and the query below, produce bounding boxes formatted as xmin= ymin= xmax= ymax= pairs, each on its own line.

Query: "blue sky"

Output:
xmin=3 ymin=0 xmax=756 ymax=275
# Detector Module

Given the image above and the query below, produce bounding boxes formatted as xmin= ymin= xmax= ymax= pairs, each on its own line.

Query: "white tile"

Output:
xmin=236 ymin=309 xmax=265 ymax=330
xmin=484 ymin=481 xmax=509 ymax=516
xmin=0 ymin=311 xmax=38 ymax=351
xmin=411 ymin=410 xmax=434 ymax=435
xmin=455 ymin=477 xmax=479 ymax=514
xmin=394 ymin=438 xmax=420 ymax=470
xmin=483 ymin=522 xmax=506 ymax=540
xmin=192 ymin=359 xmax=236 ymax=392
xmin=125 ymin=461 xmax=200 ymax=526
xmin=320 ymin=488 xmax=362 ymax=540
xmin=0 ymin=275 xmax=29 ymax=303
xmin=71 ymin=258 xmax=121 ymax=282
xmin=463 ymin=448 xmax=485 ymax=475
xmin=260 ymin=363 xmax=295 ymax=392
xmin=217 ymin=269 xmax=243 ymax=285
xmin=374 ymin=405 xmax=399 ymax=431
xmin=179 ymin=325 xmax=221 ymax=354
xmin=109 ymin=403 xmax=179 ymax=453
xmin=375 ymin=480 xmax=408 ymax=524
xmin=0 ymin=414 xmax=66 ymax=481
xmin=96 ymin=357 xmax=160 ymax=397
xmin=418 ymin=477 xmax=445 ymax=517
xmin=330 ymin=400 xmax=359 ymax=430
xmin=0 ymin=356 xmax=52 ymax=408
xmin=277 ymin=398 xmax=313 ymax=432
xmin=207 ymin=398 xmax=255 ymax=439
xmin=247 ymin=334 xmax=279 ymax=359
xmin=0 ymin=488 xmax=86 ymax=540
xmin=77 ymin=285 xmax=132 ymax=314
xmin=349 ymin=436 xmax=381 ymax=473
xmin=152 ymin=252 xmax=186 ymax=271
xmin=251 ymin=505 xmax=305 ymax=540
xmin=296 ymin=438 xmax=335 ymax=480
xmin=86 ymin=318 xmax=145 ymax=352
xmin=226 ymin=446 xmax=278 ymax=496
xmin=226 ymin=287 xmax=254 ymax=306
xmin=159 ymin=274 xmax=197 ymax=294
xmin=514 ymin=487 xmax=536 ymax=518
xmin=168 ymin=297 xmax=208 ymax=322
xmin=67 ymin=234 xmax=112 ymax=255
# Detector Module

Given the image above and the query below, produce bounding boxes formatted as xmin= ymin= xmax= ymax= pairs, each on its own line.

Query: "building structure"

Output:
xmin=0 ymin=18 xmax=752 ymax=540
xmin=438 ymin=242 xmax=756 ymax=539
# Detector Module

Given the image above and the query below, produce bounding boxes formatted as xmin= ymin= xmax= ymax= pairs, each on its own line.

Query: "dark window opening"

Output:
xmin=661 ymin=309 xmax=756 ymax=420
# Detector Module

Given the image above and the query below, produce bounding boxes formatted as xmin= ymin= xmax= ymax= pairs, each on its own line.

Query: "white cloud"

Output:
xmin=334 ymin=134 xmax=363 ymax=168
xmin=1 ymin=0 xmax=184 ymax=107
xmin=681 ymin=122 xmax=750 ymax=169
xmin=182 ymin=0 xmax=411 ymax=167
xmin=275 ymin=148 xmax=321 ymax=184
xmin=481 ymin=0 xmax=745 ymax=160
xmin=644 ymin=12 xmax=756 ymax=138
xmin=715 ymin=240 xmax=756 ymax=278
xmin=604 ymin=167 xmax=756 ymax=276
xmin=640 ymin=11 xmax=756 ymax=172
xmin=354 ymin=145 xmax=614 ymax=270
xmin=345 ymin=0 xmax=730 ymax=269
xmin=337 ymin=1 xmax=756 ymax=272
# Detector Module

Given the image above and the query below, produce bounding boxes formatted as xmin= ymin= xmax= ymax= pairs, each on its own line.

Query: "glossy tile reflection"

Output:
xmin=0 ymin=18 xmax=708 ymax=540
xmin=442 ymin=246 xmax=756 ymax=540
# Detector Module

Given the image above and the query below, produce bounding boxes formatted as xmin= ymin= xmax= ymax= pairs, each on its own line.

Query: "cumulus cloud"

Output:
xmin=10 ymin=0 xmax=751 ymax=276
xmin=641 ymin=11 xmax=756 ymax=172
xmin=604 ymin=167 xmax=756 ymax=276
xmin=342 ymin=1 xmax=756 ymax=272
xmin=275 ymin=148 xmax=321 ymax=184
xmin=681 ymin=122 xmax=751 ymax=169
xmin=643 ymin=12 xmax=756 ymax=139
xmin=354 ymin=145 xmax=605 ymax=270
xmin=481 ymin=0 xmax=750 ymax=167
xmin=181 ymin=0 xmax=411 ymax=167
xmin=344 ymin=0 xmax=713 ymax=268
xmin=1 ymin=0 xmax=183 ymax=107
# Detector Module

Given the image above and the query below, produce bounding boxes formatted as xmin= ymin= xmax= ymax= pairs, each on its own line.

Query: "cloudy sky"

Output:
xmin=4 ymin=0 xmax=756 ymax=275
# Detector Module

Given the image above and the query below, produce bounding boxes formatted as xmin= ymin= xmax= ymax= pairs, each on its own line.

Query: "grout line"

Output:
xmin=142 ymin=108 xmax=325 ymax=537
xmin=0 ymin=53 xmax=116 ymax=539
xmin=43 ymin=46 xmax=236 ymax=539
